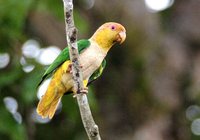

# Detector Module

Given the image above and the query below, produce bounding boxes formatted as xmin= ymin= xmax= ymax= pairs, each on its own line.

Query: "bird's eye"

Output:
xmin=111 ymin=26 xmax=115 ymax=30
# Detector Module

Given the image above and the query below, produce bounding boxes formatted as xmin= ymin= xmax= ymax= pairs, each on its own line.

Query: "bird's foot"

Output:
xmin=80 ymin=87 xmax=88 ymax=94
xmin=66 ymin=64 xmax=83 ymax=74
xmin=66 ymin=64 xmax=73 ymax=74
xmin=73 ymin=87 xmax=88 ymax=98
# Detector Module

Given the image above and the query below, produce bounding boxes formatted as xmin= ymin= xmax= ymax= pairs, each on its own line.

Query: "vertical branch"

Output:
xmin=62 ymin=0 xmax=101 ymax=140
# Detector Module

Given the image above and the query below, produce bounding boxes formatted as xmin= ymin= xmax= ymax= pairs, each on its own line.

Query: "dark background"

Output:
xmin=1 ymin=0 xmax=200 ymax=139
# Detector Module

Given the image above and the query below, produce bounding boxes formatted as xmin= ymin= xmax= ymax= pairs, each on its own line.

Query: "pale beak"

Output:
xmin=118 ymin=31 xmax=126 ymax=44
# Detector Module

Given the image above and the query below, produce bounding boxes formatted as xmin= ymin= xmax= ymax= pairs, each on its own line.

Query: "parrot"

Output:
xmin=37 ymin=22 xmax=126 ymax=119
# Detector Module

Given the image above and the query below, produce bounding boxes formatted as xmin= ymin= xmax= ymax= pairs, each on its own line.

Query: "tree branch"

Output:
xmin=62 ymin=0 xmax=101 ymax=139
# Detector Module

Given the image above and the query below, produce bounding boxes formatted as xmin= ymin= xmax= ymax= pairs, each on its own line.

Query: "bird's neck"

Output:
xmin=90 ymin=34 xmax=114 ymax=53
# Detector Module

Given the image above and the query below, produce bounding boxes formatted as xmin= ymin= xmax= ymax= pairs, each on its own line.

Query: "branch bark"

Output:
xmin=62 ymin=0 xmax=101 ymax=139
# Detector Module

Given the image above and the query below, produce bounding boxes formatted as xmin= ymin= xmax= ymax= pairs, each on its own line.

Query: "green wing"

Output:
xmin=88 ymin=59 xmax=106 ymax=85
xmin=38 ymin=39 xmax=90 ymax=87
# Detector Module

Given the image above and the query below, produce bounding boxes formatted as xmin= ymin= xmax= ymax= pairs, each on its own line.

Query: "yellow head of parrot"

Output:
xmin=91 ymin=22 xmax=126 ymax=51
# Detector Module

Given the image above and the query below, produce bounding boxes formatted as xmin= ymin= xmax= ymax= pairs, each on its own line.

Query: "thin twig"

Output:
xmin=62 ymin=0 xmax=101 ymax=139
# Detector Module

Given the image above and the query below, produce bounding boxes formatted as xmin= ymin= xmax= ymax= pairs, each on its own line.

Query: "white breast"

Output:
xmin=79 ymin=40 xmax=106 ymax=80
